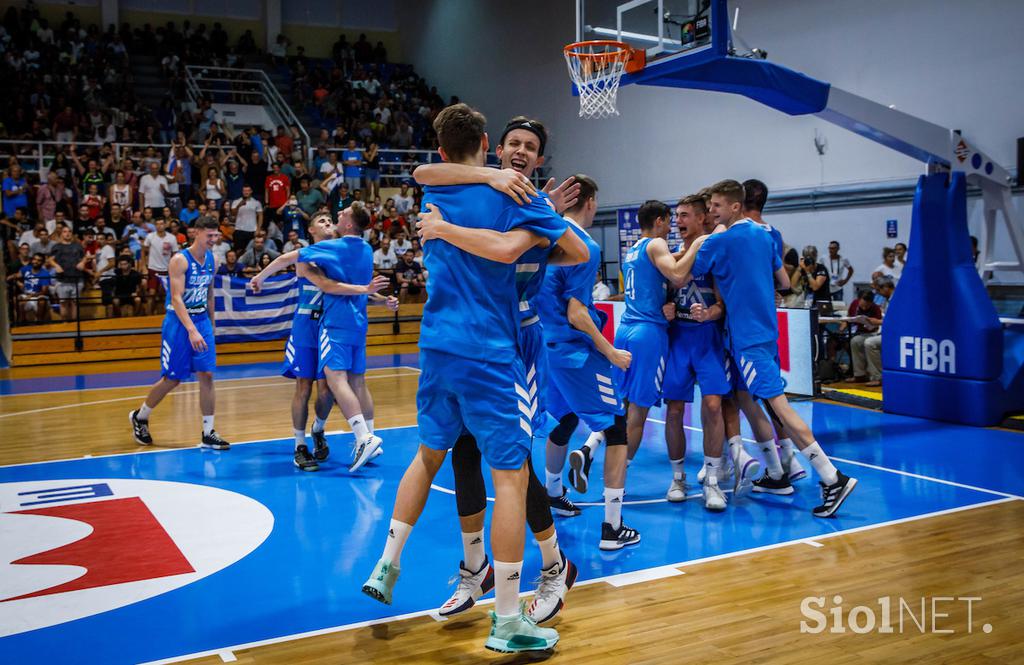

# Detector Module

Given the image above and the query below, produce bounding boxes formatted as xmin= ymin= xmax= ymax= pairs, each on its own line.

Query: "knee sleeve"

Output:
xmin=452 ymin=434 xmax=487 ymax=517
xmin=604 ymin=413 xmax=628 ymax=446
xmin=525 ymin=457 xmax=554 ymax=533
xmin=547 ymin=413 xmax=579 ymax=446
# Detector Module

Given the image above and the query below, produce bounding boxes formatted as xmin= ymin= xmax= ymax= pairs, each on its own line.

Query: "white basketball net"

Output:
xmin=564 ymin=41 xmax=631 ymax=119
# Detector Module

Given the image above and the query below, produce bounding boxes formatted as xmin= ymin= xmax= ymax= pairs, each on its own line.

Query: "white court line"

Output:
xmin=139 ymin=496 xmax=1017 ymax=665
xmin=0 ymin=365 xmax=421 ymax=399
xmin=217 ymin=651 xmax=237 ymax=663
xmin=604 ymin=566 xmax=685 ymax=587
xmin=0 ymin=371 xmax=416 ymax=420
xmin=804 ymin=540 xmax=824 ymax=548
xmin=647 ymin=417 xmax=1021 ymax=501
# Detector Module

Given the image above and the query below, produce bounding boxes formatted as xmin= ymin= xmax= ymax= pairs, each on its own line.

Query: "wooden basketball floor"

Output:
xmin=1 ymin=357 xmax=1022 ymax=664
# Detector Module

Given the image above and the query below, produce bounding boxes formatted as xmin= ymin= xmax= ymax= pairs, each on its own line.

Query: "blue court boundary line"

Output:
xmin=138 ymin=496 xmax=1018 ymax=665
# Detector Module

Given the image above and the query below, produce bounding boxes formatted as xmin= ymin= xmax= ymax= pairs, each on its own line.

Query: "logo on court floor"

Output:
xmin=0 ymin=478 xmax=273 ymax=637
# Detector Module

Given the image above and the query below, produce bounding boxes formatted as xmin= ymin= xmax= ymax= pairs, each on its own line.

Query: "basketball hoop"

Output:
xmin=563 ymin=40 xmax=644 ymax=119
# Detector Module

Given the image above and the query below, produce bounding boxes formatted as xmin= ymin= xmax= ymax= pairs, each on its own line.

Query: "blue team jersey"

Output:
xmin=537 ymin=219 xmax=602 ymax=346
xmin=516 ymin=244 xmax=551 ymax=324
xmin=692 ymin=220 xmax=781 ymax=347
xmin=671 ymin=242 xmax=717 ymax=330
xmin=298 ymin=236 xmax=373 ymax=344
xmin=419 ymin=184 xmax=567 ymax=364
xmin=621 ymin=236 xmax=669 ymax=327
xmin=167 ymin=248 xmax=215 ymax=314
xmin=754 ymin=220 xmax=784 ymax=261
xmin=20 ymin=266 xmax=52 ymax=293
xmin=291 ymin=275 xmax=323 ymax=344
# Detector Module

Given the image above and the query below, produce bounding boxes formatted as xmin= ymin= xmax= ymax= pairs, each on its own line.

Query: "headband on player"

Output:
xmin=499 ymin=120 xmax=547 ymax=156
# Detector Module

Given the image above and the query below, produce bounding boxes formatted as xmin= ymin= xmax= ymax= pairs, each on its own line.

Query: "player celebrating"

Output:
xmin=677 ymin=180 xmax=857 ymax=517
xmin=662 ymin=195 xmax=742 ymax=510
xmin=361 ymin=104 xmax=583 ymax=655
xmin=130 ymin=217 xmax=229 ymax=449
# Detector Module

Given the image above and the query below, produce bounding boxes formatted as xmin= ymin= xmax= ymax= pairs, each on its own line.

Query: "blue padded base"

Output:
xmin=883 ymin=369 xmax=1005 ymax=427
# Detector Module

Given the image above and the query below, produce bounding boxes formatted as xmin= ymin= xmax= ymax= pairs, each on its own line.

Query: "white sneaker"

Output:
xmin=438 ymin=557 xmax=494 ymax=617
xmin=349 ymin=435 xmax=383 ymax=472
xmin=786 ymin=451 xmax=806 ymax=481
xmin=666 ymin=476 xmax=688 ymax=502
xmin=527 ymin=554 xmax=578 ymax=623
xmin=733 ymin=452 xmax=761 ymax=498
xmin=697 ymin=459 xmax=732 ymax=485
xmin=703 ymin=481 xmax=727 ymax=511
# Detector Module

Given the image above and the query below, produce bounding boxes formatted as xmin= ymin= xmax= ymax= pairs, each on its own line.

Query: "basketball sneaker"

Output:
xmin=733 ymin=453 xmax=761 ymax=497
xmin=697 ymin=456 xmax=733 ymax=484
xmin=752 ymin=472 xmax=795 ymax=495
xmin=294 ymin=444 xmax=319 ymax=472
xmin=813 ymin=471 xmax=858 ymax=517
xmin=200 ymin=430 xmax=230 ymax=450
xmin=527 ymin=553 xmax=578 ymax=624
xmin=129 ymin=410 xmax=152 ymax=446
xmin=349 ymin=435 xmax=382 ymax=472
xmin=702 ymin=482 xmax=727 ymax=512
xmin=785 ymin=450 xmax=807 ymax=481
xmin=599 ymin=522 xmax=641 ymax=551
xmin=311 ymin=429 xmax=330 ymax=462
xmin=362 ymin=558 xmax=400 ymax=605
xmin=548 ymin=490 xmax=581 ymax=517
xmin=485 ymin=610 xmax=559 ymax=654
xmin=438 ymin=557 xmax=494 ymax=617
xmin=567 ymin=446 xmax=593 ymax=494
xmin=666 ymin=475 xmax=688 ymax=502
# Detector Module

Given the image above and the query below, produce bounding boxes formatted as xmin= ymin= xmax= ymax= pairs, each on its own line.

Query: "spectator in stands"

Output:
xmin=395 ymin=250 xmax=425 ymax=302
xmin=30 ymin=227 xmax=54 ymax=257
xmin=872 ymin=247 xmax=900 ymax=285
xmin=109 ymin=170 xmax=134 ymax=216
xmin=139 ymin=161 xmax=169 ymax=213
xmin=239 ymin=230 xmax=279 ymax=267
xmin=35 ymin=172 xmax=66 ymax=225
xmin=873 ymin=276 xmax=895 ymax=310
xmin=295 ymin=177 xmax=324 ymax=216
xmin=275 ymin=125 xmax=294 ymax=159
xmin=179 ymin=198 xmax=200 ymax=226
xmin=264 ymin=162 xmax=291 ymax=227
xmin=230 ymin=184 xmax=263 ymax=251
xmin=223 ymin=155 xmax=247 ymax=204
xmin=111 ymin=255 xmax=144 ymax=317
xmin=364 ymin=142 xmax=381 ymax=200
xmin=593 ymin=273 xmax=612 ymax=301
xmin=142 ymin=219 xmax=178 ymax=313
xmin=391 ymin=119 xmax=414 ymax=150
xmin=373 ymin=236 xmax=398 ymax=275
xmin=83 ymin=183 xmax=105 ymax=221
xmin=790 ymin=245 xmax=830 ymax=309
xmin=394 ymin=182 xmax=415 ymax=215
xmin=826 ymin=240 xmax=854 ymax=302
xmin=95 ymin=233 xmax=118 ymax=317
xmin=277 ymin=195 xmax=309 ymax=241
xmin=73 ymin=204 xmax=94 ymax=235
xmin=218 ymin=249 xmax=244 ymax=277
xmin=16 ymin=253 xmax=53 ymax=322
xmin=47 ymin=226 xmax=88 ymax=322
xmin=2 ymin=164 xmax=28 ymax=219
xmin=341 ymin=139 xmax=363 ymax=192
xmin=894 ymin=242 xmax=907 ymax=274
xmin=282 ymin=229 xmax=308 ymax=253
xmin=6 ymin=244 xmax=32 ymax=288
xmin=845 ymin=288 xmax=885 ymax=387
xmin=246 ymin=148 xmax=268 ymax=200
xmin=319 ymin=150 xmax=342 ymax=182
xmin=107 ymin=204 xmax=128 ymax=237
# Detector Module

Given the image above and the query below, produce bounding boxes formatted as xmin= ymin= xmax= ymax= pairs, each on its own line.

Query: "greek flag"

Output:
xmin=213 ymin=274 xmax=298 ymax=343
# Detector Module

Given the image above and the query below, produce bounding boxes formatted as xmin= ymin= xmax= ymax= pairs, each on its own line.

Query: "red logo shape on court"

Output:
xmin=776 ymin=311 xmax=790 ymax=372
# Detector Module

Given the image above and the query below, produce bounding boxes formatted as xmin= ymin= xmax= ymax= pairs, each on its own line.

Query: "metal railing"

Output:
xmin=185 ymin=65 xmax=311 ymax=159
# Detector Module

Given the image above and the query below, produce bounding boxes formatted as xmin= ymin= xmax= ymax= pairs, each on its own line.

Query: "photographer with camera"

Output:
xmin=790 ymin=245 xmax=830 ymax=308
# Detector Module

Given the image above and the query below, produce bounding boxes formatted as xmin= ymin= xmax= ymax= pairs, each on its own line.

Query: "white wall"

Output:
xmin=398 ymin=0 xmax=1023 ymax=207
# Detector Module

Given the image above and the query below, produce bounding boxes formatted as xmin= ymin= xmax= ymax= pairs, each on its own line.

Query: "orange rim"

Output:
xmin=564 ymin=40 xmax=645 ymax=73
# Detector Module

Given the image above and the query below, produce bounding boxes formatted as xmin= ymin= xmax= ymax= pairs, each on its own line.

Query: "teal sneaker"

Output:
xmin=362 ymin=558 xmax=400 ymax=605
xmin=484 ymin=610 xmax=559 ymax=654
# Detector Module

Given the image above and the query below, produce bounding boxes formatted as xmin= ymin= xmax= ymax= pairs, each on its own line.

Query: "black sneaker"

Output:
xmin=813 ymin=471 xmax=858 ymax=518
xmin=752 ymin=472 xmax=795 ymax=495
xmin=549 ymin=490 xmax=581 ymax=517
xmin=599 ymin=521 xmax=641 ymax=551
xmin=568 ymin=446 xmax=592 ymax=494
xmin=200 ymin=430 xmax=231 ymax=450
xmin=129 ymin=410 xmax=153 ymax=446
xmin=294 ymin=444 xmax=319 ymax=471
xmin=311 ymin=429 xmax=330 ymax=462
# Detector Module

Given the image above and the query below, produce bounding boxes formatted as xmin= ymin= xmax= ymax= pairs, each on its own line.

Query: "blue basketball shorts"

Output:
xmin=518 ymin=321 xmax=547 ymax=432
xmin=663 ymin=323 xmax=733 ymax=402
xmin=733 ymin=340 xmax=787 ymax=400
xmin=282 ymin=328 xmax=325 ymax=380
xmin=160 ymin=312 xmax=216 ymax=380
xmin=545 ymin=339 xmax=624 ymax=433
xmin=612 ymin=321 xmax=667 ymax=408
xmin=317 ymin=326 xmax=366 ymax=375
xmin=417 ymin=349 xmax=533 ymax=471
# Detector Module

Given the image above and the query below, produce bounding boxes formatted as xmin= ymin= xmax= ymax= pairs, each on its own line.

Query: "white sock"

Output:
xmin=583 ymin=430 xmax=605 ymax=452
xmin=727 ymin=435 xmax=744 ymax=463
xmin=545 ymin=470 xmax=563 ymax=499
xmin=493 ymin=560 xmax=523 ymax=617
xmin=348 ymin=414 xmax=370 ymax=441
xmin=202 ymin=415 xmax=214 ymax=435
xmin=779 ymin=437 xmax=796 ymax=461
xmin=759 ymin=439 xmax=784 ymax=479
xmin=537 ymin=533 xmax=561 ymax=570
xmin=604 ymin=487 xmax=624 ymax=530
xmin=294 ymin=429 xmax=306 ymax=449
xmin=311 ymin=416 xmax=327 ymax=433
xmin=670 ymin=458 xmax=685 ymax=480
xmin=703 ymin=455 xmax=719 ymax=487
xmin=382 ymin=519 xmax=412 ymax=567
xmin=137 ymin=403 xmax=153 ymax=420
xmin=801 ymin=442 xmax=839 ymax=485
xmin=461 ymin=529 xmax=486 ymax=572
xmin=367 ymin=418 xmax=375 ymax=435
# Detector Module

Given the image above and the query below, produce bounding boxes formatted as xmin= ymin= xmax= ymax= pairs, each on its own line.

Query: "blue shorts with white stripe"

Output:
xmin=160 ymin=312 xmax=216 ymax=380
xmin=732 ymin=340 xmax=787 ymax=400
xmin=545 ymin=339 xmax=624 ymax=433
xmin=281 ymin=332 xmax=324 ymax=380
xmin=612 ymin=321 xmax=667 ymax=408
xmin=316 ymin=327 xmax=367 ymax=375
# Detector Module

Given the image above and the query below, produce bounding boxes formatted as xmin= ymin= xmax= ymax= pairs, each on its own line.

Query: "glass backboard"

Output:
xmin=576 ymin=0 xmax=715 ymax=60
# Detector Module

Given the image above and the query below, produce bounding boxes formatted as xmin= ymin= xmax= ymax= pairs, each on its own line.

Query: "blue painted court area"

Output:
xmin=0 ymin=399 xmax=1021 ymax=664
